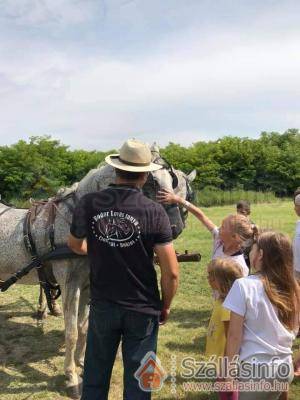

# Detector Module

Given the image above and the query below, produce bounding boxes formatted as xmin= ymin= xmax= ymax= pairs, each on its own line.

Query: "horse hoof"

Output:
xmin=50 ymin=304 xmax=62 ymax=317
xmin=66 ymin=383 xmax=82 ymax=399
xmin=36 ymin=310 xmax=47 ymax=320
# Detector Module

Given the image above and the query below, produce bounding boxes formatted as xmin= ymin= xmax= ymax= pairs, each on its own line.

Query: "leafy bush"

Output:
xmin=161 ymin=129 xmax=300 ymax=196
xmin=0 ymin=136 xmax=113 ymax=201
xmin=0 ymin=129 xmax=299 ymax=202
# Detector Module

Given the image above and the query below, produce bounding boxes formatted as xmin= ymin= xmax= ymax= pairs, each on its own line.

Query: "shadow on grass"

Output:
xmin=170 ymin=308 xmax=211 ymax=329
xmin=170 ymin=308 xmax=211 ymax=328
xmin=0 ymin=297 xmax=66 ymax=397
xmin=165 ymin=334 xmax=206 ymax=354
xmin=0 ymin=295 xmax=57 ymax=320
xmin=165 ymin=307 xmax=210 ymax=354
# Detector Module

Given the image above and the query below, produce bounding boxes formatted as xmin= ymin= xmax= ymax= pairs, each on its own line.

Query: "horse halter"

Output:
xmin=151 ymin=155 xmax=179 ymax=189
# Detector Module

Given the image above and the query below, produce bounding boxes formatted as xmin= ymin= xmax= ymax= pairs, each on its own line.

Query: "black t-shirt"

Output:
xmin=70 ymin=184 xmax=173 ymax=316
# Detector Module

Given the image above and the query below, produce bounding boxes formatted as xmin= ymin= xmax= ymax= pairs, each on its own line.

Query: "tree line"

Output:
xmin=161 ymin=129 xmax=300 ymax=195
xmin=0 ymin=129 xmax=299 ymax=202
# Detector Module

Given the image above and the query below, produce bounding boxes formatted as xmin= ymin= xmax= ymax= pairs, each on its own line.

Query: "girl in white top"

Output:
xmin=157 ymin=189 xmax=254 ymax=276
xmin=293 ymin=191 xmax=300 ymax=377
xmin=293 ymin=193 xmax=300 ymax=281
xmin=224 ymin=231 xmax=300 ymax=400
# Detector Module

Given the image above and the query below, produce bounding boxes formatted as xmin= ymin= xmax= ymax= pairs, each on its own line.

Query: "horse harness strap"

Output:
xmin=0 ymin=192 xmax=80 ymax=297
xmin=48 ymin=201 xmax=56 ymax=251
xmin=22 ymin=199 xmax=67 ymax=313
xmin=23 ymin=209 xmax=38 ymax=257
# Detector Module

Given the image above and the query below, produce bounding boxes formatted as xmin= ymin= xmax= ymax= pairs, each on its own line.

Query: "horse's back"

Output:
xmin=0 ymin=208 xmax=39 ymax=284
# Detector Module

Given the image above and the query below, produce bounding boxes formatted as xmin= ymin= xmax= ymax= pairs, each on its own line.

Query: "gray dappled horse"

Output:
xmin=0 ymin=149 xmax=196 ymax=397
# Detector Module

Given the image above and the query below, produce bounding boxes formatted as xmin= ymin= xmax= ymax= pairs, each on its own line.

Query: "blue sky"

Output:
xmin=0 ymin=0 xmax=299 ymax=150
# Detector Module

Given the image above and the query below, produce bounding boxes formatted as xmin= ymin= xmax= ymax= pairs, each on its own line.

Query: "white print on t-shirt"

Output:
xmin=92 ymin=210 xmax=141 ymax=248
xmin=293 ymin=221 xmax=300 ymax=273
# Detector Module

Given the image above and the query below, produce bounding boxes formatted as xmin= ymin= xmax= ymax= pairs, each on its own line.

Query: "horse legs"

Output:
xmin=75 ymin=280 xmax=90 ymax=370
xmin=36 ymin=285 xmax=48 ymax=320
xmin=49 ymin=288 xmax=63 ymax=317
xmin=61 ymin=283 xmax=81 ymax=398
xmin=36 ymin=285 xmax=62 ymax=319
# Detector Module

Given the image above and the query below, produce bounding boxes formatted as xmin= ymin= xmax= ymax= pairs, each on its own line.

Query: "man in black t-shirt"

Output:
xmin=68 ymin=139 xmax=179 ymax=400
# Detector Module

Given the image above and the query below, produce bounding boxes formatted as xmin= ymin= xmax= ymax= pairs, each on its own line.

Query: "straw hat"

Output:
xmin=105 ymin=139 xmax=162 ymax=172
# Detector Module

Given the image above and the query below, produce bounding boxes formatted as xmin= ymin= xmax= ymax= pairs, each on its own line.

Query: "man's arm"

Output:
xmin=68 ymin=194 xmax=88 ymax=255
xmin=154 ymin=242 xmax=179 ymax=325
xmin=67 ymin=233 xmax=88 ymax=255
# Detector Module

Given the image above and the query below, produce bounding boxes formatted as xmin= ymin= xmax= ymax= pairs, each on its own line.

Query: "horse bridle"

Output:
xmin=151 ymin=155 xmax=179 ymax=189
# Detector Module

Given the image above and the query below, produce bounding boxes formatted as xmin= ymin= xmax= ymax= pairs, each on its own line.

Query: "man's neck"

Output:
xmin=115 ymin=178 xmax=141 ymax=189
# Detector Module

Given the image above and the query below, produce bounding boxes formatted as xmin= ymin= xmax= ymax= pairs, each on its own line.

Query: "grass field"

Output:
xmin=1 ymin=201 xmax=300 ymax=399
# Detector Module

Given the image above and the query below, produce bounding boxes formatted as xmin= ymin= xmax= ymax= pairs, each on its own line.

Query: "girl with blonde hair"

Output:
xmin=157 ymin=190 xmax=255 ymax=276
xmin=206 ymin=258 xmax=243 ymax=400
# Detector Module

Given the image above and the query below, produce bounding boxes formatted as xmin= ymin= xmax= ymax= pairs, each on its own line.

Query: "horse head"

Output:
xmin=141 ymin=143 xmax=197 ymax=239
xmin=75 ymin=144 xmax=196 ymax=240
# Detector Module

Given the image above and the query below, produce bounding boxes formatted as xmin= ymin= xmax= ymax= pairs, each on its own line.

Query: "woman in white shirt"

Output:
xmin=293 ymin=192 xmax=300 ymax=281
xmin=224 ymin=231 xmax=300 ymax=400
xmin=292 ymin=190 xmax=300 ymax=377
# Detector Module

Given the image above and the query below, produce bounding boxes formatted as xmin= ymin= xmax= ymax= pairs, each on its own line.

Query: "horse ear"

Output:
xmin=187 ymin=169 xmax=197 ymax=182
xmin=150 ymin=142 xmax=160 ymax=153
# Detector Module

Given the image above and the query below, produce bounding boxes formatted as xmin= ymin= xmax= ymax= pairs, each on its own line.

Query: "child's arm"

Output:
xmin=278 ymin=392 xmax=288 ymax=400
xmin=157 ymin=189 xmax=216 ymax=232
xmin=223 ymin=321 xmax=230 ymax=338
xmin=294 ymin=349 xmax=300 ymax=377
xmin=225 ymin=312 xmax=244 ymax=363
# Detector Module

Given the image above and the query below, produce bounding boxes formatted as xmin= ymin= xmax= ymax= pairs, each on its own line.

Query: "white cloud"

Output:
xmin=0 ymin=0 xmax=99 ymax=26
xmin=67 ymin=32 xmax=300 ymax=106
xmin=0 ymin=1 xmax=300 ymax=149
